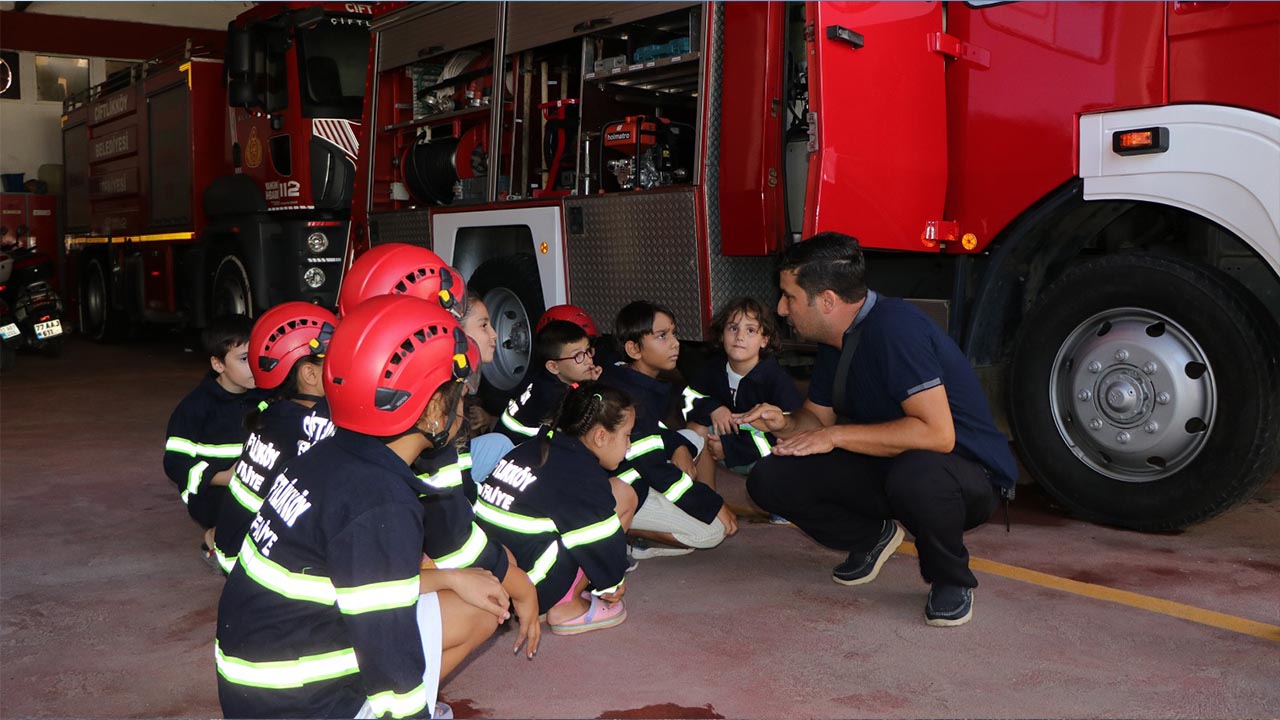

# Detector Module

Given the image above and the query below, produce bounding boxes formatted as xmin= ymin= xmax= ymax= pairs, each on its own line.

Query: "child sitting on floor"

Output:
xmin=497 ymin=318 xmax=602 ymax=443
xmin=475 ymin=383 xmax=638 ymax=636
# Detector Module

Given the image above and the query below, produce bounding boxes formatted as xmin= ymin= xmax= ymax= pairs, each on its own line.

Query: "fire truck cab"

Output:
xmin=351 ymin=1 xmax=1280 ymax=531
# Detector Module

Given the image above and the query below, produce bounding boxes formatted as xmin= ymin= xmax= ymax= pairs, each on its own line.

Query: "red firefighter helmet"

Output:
xmin=337 ymin=243 xmax=464 ymax=317
xmin=249 ymin=302 xmax=338 ymax=390
xmin=324 ymin=295 xmax=477 ymax=436
xmin=537 ymin=304 xmax=599 ymax=337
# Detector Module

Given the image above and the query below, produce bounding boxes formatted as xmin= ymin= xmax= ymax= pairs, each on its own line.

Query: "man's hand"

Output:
xmin=733 ymin=403 xmax=789 ymax=434
xmin=671 ymin=445 xmax=697 ymax=480
xmin=716 ymin=503 xmax=739 ymax=537
xmin=709 ymin=407 xmax=736 ymax=438
xmin=445 ymin=568 xmax=510 ymax=622
xmin=772 ymin=427 xmax=834 ymax=457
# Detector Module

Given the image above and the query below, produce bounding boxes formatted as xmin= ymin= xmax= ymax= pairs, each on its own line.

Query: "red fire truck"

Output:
xmin=61 ymin=2 xmax=375 ymax=340
xmin=348 ymin=1 xmax=1280 ymax=531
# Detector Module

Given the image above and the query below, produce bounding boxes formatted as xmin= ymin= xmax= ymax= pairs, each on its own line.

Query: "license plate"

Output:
xmin=34 ymin=319 xmax=62 ymax=339
xmin=0 ymin=323 xmax=18 ymax=340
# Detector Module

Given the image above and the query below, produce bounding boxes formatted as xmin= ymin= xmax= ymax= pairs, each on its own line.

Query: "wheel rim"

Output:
xmin=481 ymin=286 xmax=532 ymax=392
xmin=84 ymin=263 xmax=107 ymax=332
xmin=214 ymin=260 xmax=250 ymax=317
xmin=1049 ymin=307 xmax=1216 ymax=483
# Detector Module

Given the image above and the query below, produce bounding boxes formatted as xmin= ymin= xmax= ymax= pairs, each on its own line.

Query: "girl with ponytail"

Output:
xmin=474 ymin=382 xmax=640 ymax=635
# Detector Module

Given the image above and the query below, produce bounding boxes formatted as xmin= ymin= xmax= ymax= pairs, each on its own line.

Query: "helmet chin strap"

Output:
xmin=291 ymin=392 xmax=325 ymax=403
xmin=417 ymin=382 xmax=465 ymax=448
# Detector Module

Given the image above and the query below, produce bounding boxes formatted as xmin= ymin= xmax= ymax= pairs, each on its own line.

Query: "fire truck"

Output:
xmin=348 ymin=1 xmax=1280 ymax=531
xmin=61 ymin=2 xmax=375 ymax=340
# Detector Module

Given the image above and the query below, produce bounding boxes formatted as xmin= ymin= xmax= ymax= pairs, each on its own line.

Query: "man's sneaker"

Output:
xmin=925 ymin=584 xmax=974 ymax=627
xmin=628 ymin=538 xmax=694 ymax=560
xmin=832 ymin=520 xmax=904 ymax=586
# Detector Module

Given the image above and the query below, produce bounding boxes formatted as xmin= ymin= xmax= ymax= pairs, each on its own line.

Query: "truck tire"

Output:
xmin=1009 ymin=254 xmax=1280 ymax=531
xmin=467 ymin=254 xmax=545 ymax=412
xmin=80 ymin=256 xmax=125 ymax=342
xmin=212 ymin=254 xmax=254 ymax=319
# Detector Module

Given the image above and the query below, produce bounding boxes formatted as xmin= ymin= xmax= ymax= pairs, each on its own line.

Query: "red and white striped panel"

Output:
xmin=311 ymin=119 xmax=360 ymax=161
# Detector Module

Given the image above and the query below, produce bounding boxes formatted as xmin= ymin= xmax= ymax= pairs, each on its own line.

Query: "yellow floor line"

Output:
xmin=896 ymin=541 xmax=1280 ymax=643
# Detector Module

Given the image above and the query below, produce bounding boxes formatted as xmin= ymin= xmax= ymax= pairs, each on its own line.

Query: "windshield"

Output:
xmin=297 ymin=16 xmax=370 ymax=119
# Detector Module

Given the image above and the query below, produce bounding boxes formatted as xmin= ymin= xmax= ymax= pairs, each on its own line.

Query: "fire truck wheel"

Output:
xmin=467 ymin=254 xmax=546 ymax=413
xmin=80 ymin=256 xmax=125 ymax=343
xmin=1009 ymin=254 xmax=1280 ymax=531
xmin=212 ymin=254 xmax=254 ymax=319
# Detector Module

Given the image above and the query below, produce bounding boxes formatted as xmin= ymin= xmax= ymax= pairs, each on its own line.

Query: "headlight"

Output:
xmin=303 ymin=267 xmax=326 ymax=288
xmin=306 ymin=232 xmax=329 ymax=254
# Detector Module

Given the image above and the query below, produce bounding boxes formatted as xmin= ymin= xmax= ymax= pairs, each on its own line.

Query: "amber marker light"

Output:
xmin=540 ymin=242 xmax=549 ymax=254
xmin=1112 ymin=127 xmax=1169 ymax=156
xmin=961 ymin=233 xmax=978 ymax=251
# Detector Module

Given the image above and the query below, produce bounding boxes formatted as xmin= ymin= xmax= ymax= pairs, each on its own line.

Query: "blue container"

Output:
xmin=0 ymin=173 xmax=24 ymax=193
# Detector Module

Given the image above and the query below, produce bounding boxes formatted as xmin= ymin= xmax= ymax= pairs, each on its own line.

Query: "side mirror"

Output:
xmin=290 ymin=7 xmax=325 ymax=31
xmin=227 ymin=28 xmax=257 ymax=108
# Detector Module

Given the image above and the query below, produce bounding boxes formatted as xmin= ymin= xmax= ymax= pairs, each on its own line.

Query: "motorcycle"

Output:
xmin=0 ymin=226 xmax=66 ymax=357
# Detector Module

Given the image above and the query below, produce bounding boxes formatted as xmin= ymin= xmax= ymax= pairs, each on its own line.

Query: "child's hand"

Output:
xmin=447 ymin=568 xmax=511 ymax=622
xmin=210 ymin=468 xmax=235 ymax=487
xmin=706 ymin=433 xmax=725 ymax=462
xmin=709 ymin=407 xmax=736 ymax=437
xmin=716 ymin=504 xmax=739 ymax=537
xmin=733 ymin=403 xmax=788 ymax=434
xmin=599 ymin=581 xmax=626 ymax=603
xmin=511 ymin=593 xmax=541 ymax=660
xmin=671 ymin=446 xmax=697 ymax=480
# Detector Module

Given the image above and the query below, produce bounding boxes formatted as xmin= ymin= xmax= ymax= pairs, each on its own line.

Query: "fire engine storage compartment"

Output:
xmin=61 ymin=54 xmax=224 ymax=329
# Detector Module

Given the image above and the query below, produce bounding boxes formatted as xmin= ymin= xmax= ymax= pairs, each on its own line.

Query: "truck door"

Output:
xmin=803 ymin=1 xmax=947 ymax=251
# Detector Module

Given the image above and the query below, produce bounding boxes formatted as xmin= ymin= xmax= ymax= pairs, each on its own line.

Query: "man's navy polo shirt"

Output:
xmin=809 ymin=291 xmax=1018 ymax=490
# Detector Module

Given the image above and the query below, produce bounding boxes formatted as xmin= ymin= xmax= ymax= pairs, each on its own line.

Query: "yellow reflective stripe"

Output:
xmin=215 ymin=641 xmax=359 ymax=689
xmin=433 ymin=523 xmax=488 ymax=569
xmin=457 ymin=453 xmax=473 ymax=471
xmin=590 ymin=581 xmax=622 ymax=597
xmin=366 ymin=681 xmax=429 ymax=719
xmin=617 ymin=468 xmax=641 ymax=485
xmin=335 ymin=576 xmax=419 ymax=615
xmin=500 ymin=411 xmax=539 ymax=437
xmin=625 ymin=434 xmax=663 ymax=460
xmin=664 ymin=472 xmax=694 ymax=503
xmin=561 ymin=515 xmax=622 ymax=549
xmin=474 ymin=499 xmax=558 ymax=534
xmin=228 ymin=473 xmax=264 ymax=512
xmin=526 ymin=542 xmax=559 ymax=584
xmin=743 ymin=425 xmax=772 ymax=458
xmin=166 ymin=436 xmax=243 ymax=458
xmin=181 ymin=460 xmax=209 ymax=505
xmin=215 ymin=543 xmax=237 ymax=574
xmin=240 ymin=537 xmax=337 ymax=605
xmin=417 ymin=463 xmax=463 ymax=490
xmin=681 ymin=385 xmax=708 ymax=419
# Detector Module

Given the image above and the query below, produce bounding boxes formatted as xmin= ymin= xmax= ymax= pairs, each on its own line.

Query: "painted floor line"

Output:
xmin=896 ymin=541 xmax=1280 ymax=643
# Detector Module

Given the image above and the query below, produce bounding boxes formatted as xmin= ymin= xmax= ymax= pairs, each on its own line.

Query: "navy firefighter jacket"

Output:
xmin=163 ymin=372 xmax=266 ymax=529
xmin=412 ymin=444 xmax=509 ymax=580
xmin=496 ymin=369 xmax=571 ymax=444
xmin=474 ymin=429 xmax=629 ymax=612
xmin=682 ymin=354 xmax=804 ymax=468
xmin=212 ymin=398 xmax=335 ymax=574
xmin=216 ymin=428 xmax=433 ymax=719
xmin=600 ymin=362 xmax=724 ymax=524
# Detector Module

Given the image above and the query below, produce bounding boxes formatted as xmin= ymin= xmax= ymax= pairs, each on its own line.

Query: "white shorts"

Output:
xmin=630 ymin=487 xmax=725 ymax=549
xmin=356 ymin=592 xmax=443 ymax=719
xmin=676 ymin=428 xmax=706 ymax=457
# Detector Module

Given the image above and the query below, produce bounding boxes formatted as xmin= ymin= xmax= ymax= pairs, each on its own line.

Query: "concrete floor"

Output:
xmin=2 ymin=337 xmax=1277 ymax=718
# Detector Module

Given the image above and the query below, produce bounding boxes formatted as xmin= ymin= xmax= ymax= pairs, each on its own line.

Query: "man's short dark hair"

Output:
xmin=536 ymin=320 xmax=589 ymax=363
xmin=202 ymin=315 xmax=254 ymax=360
xmin=711 ymin=296 xmax=782 ymax=355
xmin=614 ymin=300 xmax=675 ymax=356
xmin=776 ymin=231 xmax=868 ymax=304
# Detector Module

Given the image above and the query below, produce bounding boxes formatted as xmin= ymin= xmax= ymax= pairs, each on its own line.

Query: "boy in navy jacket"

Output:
xmin=163 ymin=315 xmax=264 ymax=565
xmin=498 ymin=319 xmax=603 ymax=443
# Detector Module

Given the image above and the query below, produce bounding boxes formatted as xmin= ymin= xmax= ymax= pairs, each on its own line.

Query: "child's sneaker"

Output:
xmin=625 ymin=545 xmax=640 ymax=573
xmin=433 ymin=701 xmax=454 ymax=719
xmin=628 ymin=538 xmax=694 ymax=560
xmin=768 ymin=513 xmax=792 ymax=525
xmin=199 ymin=542 xmax=221 ymax=574
xmin=549 ymin=595 xmax=627 ymax=636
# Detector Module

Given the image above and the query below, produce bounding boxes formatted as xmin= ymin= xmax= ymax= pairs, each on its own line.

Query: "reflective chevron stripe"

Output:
xmin=366 ymin=681 xmax=429 ymax=719
xmin=181 ymin=461 xmax=209 ymax=505
xmin=624 ymin=434 xmax=663 ymax=460
xmin=228 ymin=473 xmax=264 ymax=513
xmin=561 ymin=515 xmax=622 ymax=549
xmin=617 ymin=468 xmax=641 ymax=485
xmin=433 ymin=523 xmax=488 ymax=569
xmin=500 ymin=411 xmax=539 ymax=437
xmin=166 ymin=436 xmax=243 ymax=459
xmin=334 ymin=576 xmax=419 ymax=615
xmin=663 ymin=472 xmax=694 ymax=503
xmin=743 ymin=425 xmax=772 ymax=458
xmin=240 ymin=538 xmax=337 ymax=605
xmin=417 ymin=462 xmax=464 ymax=490
xmin=682 ymin=385 xmax=708 ymax=420
xmin=474 ymin=499 xmax=558 ymax=534
xmin=526 ymin=542 xmax=560 ymax=584
xmin=215 ymin=641 xmax=359 ymax=689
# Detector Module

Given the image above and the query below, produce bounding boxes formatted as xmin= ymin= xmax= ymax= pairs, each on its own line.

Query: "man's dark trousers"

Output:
xmin=747 ymin=449 xmax=996 ymax=587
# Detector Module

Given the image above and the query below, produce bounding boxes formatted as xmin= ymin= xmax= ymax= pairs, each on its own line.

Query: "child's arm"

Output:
xmin=499 ymin=548 xmax=541 ymax=660
xmin=163 ymin=403 xmax=241 ymax=507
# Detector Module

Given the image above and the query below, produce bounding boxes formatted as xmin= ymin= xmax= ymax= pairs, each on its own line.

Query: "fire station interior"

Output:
xmin=2 ymin=2 xmax=1279 ymax=719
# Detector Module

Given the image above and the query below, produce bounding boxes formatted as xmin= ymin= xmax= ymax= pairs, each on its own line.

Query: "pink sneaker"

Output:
xmin=549 ymin=595 xmax=627 ymax=636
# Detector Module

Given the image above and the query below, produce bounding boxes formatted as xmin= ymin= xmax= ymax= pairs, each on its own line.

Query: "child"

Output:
xmin=210 ymin=302 xmax=338 ymax=574
xmin=163 ymin=315 xmax=265 ymax=565
xmin=457 ymin=291 xmax=516 ymax=485
xmin=497 ymin=319 xmax=602 ymax=443
xmin=475 ymin=383 xmax=637 ymax=635
xmin=601 ymin=301 xmax=737 ymax=558
xmin=216 ymin=296 xmax=520 ymax=719
xmin=337 ymin=242 xmax=465 ymax=318
xmin=538 ymin=303 xmax=619 ymax=368
xmin=683 ymin=296 xmax=804 ymax=474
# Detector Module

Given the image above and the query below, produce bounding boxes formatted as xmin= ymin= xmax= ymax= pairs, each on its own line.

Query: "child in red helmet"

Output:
xmin=210 ymin=302 xmax=339 ymax=574
xmin=217 ymin=296 xmax=523 ymax=720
